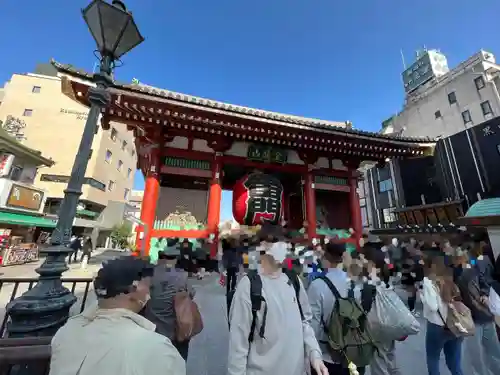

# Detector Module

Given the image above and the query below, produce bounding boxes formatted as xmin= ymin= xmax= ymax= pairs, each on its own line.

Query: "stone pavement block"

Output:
xmin=188 ymin=278 xmax=229 ymax=375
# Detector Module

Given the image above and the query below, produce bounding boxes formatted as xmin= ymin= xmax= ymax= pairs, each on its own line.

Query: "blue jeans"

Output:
xmin=425 ymin=321 xmax=463 ymax=375
xmin=463 ymin=321 xmax=500 ymax=375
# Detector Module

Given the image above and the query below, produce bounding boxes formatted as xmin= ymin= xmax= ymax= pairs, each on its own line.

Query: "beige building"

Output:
xmin=0 ymin=64 xmax=137 ymax=218
xmin=384 ymin=49 xmax=500 ymax=139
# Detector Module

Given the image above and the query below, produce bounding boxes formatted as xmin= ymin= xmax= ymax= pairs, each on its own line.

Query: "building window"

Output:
xmin=122 ymin=140 xmax=127 ymax=150
xmin=40 ymin=174 xmax=71 ymax=183
xmin=382 ymin=207 xmax=396 ymax=223
xmin=86 ymin=178 xmax=106 ymax=191
xmin=124 ymin=188 xmax=130 ymax=200
xmin=448 ymin=92 xmax=457 ymax=104
xmin=23 ymin=109 xmax=33 ymax=117
xmin=108 ymin=180 xmax=115 ymax=191
xmin=117 ymin=160 xmax=123 ymax=171
xmin=481 ymin=100 xmax=493 ymax=116
xmin=378 ymin=179 xmax=393 ymax=193
xmin=358 ymin=181 xmax=366 ymax=198
xmin=462 ymin=110 xmax=472 ymax=125
xmin=127 ymin=168 xmax=132 ymax=178
xmin=434 ymin=110 xmax=442 ymax=119
xmin=361 ymin=206 xmax=369 ymax=227
xmin=40 ymin=174 xmax=106 ymax=191
xmin=475 ymin=76 xmax=485 ymax=90
xmin=110 ymin=127 xmax=117 ymax=141
xmin=105 ymin=150 xmax=112 ymax=163
xmin=9 ymin=166 xmax=23 ymax=181
xmin=32 ymin=86 xmax=41 ymax=94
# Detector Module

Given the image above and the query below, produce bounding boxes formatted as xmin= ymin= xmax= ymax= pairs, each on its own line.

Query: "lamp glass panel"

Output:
xmin=83 ymin=2 xmax=104 ymax=50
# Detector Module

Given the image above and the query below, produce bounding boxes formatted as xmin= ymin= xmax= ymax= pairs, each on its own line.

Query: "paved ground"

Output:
xmin=0 ymin=255 xmax=479 ymax=374
xmin=187 ymin=281 xmax=473 ymax=375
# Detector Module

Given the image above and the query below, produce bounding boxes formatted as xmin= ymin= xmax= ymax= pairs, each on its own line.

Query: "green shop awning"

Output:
xmin=0 ymin=211 xmax=57 ymax=228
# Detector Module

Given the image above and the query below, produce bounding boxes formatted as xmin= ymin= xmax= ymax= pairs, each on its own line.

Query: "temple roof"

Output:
xmin=51 ymin=60 xmax=434 ymax=145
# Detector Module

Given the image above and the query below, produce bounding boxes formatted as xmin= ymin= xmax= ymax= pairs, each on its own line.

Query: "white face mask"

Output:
xmin=391 ymin=238 xmax=398 ymax=247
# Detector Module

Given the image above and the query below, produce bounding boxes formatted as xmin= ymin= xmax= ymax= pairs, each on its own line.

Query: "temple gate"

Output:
xmin=53 ymin=60 xmax=435 ymax=257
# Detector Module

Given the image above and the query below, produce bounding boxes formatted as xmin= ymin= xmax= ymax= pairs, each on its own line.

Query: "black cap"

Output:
xmin=257 ymin=223 xmax=286 ymax=243
xmin=94 ymin=257 xmax=154 ymax=299
xmin=324 ymin=242 xmax=346 ymax=262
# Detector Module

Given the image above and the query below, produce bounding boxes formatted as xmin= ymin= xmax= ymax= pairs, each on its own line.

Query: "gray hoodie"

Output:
xmin=228 ymin=272 xmax=321 ymax=375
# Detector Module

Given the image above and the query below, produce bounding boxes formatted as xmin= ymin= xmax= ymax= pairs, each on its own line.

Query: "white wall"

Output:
xmin=391 ymin=51 xmax=500 ymax=139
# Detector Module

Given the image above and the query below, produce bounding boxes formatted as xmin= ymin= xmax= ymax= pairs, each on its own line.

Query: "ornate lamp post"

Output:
xmin=6 ymin=0 xmax=144 ymax=337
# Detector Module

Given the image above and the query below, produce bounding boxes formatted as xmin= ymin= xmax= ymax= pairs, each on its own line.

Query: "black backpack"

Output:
xmin=228 ymin=269 xmax=304 ymax=342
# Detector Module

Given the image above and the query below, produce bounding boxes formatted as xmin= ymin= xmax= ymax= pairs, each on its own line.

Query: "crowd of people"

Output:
xmin=47 ymin=225 xmax=500 ymax=375
xmin=67 ymin=235 xmax=93 ymax=267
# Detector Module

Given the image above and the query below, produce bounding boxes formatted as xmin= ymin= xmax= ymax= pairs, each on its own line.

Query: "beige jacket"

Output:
xmin=49 ymin=305 xmax=185 ymax=375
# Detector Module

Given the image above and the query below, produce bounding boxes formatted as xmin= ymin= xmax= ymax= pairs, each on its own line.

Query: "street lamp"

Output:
xmin=6 ymin=0 xmax=144 ymax=337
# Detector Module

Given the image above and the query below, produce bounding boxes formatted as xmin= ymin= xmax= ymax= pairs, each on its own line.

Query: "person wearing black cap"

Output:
xmin=49 ymin=256 xmax=185 ymax=375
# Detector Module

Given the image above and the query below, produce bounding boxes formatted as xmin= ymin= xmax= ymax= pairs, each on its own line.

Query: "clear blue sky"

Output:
xmin=1 ymin=0 xmax=499 ymax=221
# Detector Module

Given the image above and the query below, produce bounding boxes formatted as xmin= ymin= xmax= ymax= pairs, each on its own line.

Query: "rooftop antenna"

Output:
xmin=400 ymin=49 xmax=407 ymax=69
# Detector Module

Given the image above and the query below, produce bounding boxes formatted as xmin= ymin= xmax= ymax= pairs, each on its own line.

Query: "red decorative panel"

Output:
xmin=232 ymin=172 xmax=284 ymax=225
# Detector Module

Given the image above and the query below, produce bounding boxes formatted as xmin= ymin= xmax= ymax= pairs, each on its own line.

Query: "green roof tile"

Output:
xmin=465 ymin=198 xmax=500 ymax=217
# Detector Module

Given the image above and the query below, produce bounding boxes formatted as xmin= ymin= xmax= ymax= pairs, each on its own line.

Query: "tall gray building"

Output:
xmin=363 ymin=49 xmax=500 ymax=230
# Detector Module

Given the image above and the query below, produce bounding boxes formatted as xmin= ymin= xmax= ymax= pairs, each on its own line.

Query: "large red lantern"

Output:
xmin=232 ymin=172 xmax=284 ymax=226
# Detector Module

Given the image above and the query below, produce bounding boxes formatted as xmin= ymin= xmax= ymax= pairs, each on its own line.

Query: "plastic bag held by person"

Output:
xmin=489 ymin=287 xmax=500 ymax=316
xmin=368 ymin=286 xmax=420 ymax=341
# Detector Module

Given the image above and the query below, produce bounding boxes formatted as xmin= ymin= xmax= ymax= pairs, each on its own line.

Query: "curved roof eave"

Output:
xmin=51 ymin=59 xmax=436 ymax=147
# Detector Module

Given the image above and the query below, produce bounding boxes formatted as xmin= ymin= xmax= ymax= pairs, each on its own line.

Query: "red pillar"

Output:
xmin=349 ymin=173 xmax=363 ymax=249
xmin=137 ymin=148 xmax=161 ymax=256
xmin=304 ymin=171 xmax=317 ymax=243
xmin=207 ymin=154 xmax=222 ymax=258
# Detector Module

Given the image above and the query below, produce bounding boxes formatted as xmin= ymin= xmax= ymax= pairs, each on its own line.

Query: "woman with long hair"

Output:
xmin=421 ymin=254 xmax=464 ymax=375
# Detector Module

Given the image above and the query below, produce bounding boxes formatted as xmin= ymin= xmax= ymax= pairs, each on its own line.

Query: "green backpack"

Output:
xmin=318 ymin=276 xmax=377 ymax=367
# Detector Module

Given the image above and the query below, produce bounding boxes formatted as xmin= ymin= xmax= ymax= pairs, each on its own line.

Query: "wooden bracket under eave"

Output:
xmin=60 ymin=76 xmax=78 ymax=102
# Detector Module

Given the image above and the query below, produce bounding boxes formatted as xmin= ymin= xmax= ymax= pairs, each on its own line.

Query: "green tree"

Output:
xmin=110 ymin=222 xmax=133 ymax=248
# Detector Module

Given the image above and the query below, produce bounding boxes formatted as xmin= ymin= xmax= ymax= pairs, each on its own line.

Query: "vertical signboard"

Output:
xmin=0 ymin=154 xmax=15 ymax=177
xmin=402 ymin=52 xmax=434 ymax=93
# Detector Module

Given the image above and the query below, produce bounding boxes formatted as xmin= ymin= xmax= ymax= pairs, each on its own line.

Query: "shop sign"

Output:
xmin=2 ymin=246 xmax=39 ymax=266
xmin=0 ymin=154 xmax=15 ymax=177
xmin=6 ymin=184 xmax=44 ymax=211
xmin=402 ymin=52 xmax=434 ymax=93
xmin=60 ymin=108 xmax=88 ymax=120
xmin=247 ymin=144 xmax=288 ymax=164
